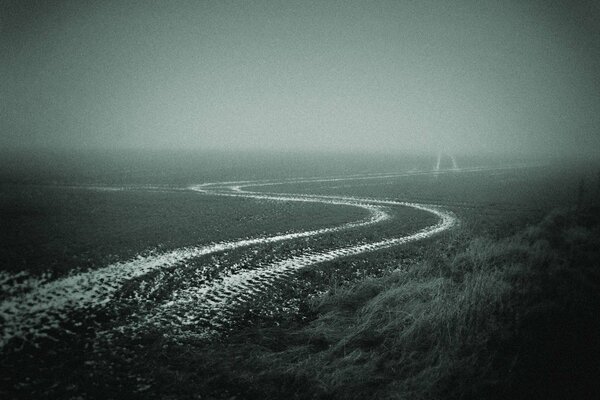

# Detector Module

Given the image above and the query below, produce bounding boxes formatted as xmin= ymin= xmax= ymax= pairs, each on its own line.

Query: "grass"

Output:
xmin=2 ymin=157 xmax=600 ymax=399
xmin=106 ymin=206 xmax=598 ymax=400
xmin=3 ymin=206 xmax=599 ymax=399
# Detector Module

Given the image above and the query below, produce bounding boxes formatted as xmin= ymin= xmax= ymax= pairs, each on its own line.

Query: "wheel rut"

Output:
xmin=1 ymin=171 xmax=459 ymax=348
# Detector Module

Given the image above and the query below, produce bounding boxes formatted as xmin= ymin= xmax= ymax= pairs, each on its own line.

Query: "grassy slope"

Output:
xmin=4 ymin=207 xmax=596 ymax=399
xmin=134 ymin=206 xmax=600 ymax=400
xmin=3 ymin=162 xmax=600 ymax=399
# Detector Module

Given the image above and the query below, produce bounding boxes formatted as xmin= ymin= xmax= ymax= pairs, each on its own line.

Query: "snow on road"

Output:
xmin=0 ymin=171 xmax=458 ymax=349
xmin=132 ymin=197 xmax=455 ymax=338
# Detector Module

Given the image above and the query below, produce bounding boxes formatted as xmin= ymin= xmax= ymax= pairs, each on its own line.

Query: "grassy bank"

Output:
xmin=2 ymin=206 xmax=599 ymax=399
xmin=135 ymin=206 xmax=600 ymax=400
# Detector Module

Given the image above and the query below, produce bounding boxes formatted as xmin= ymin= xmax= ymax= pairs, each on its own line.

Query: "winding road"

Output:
xmin=0 ymin=171 xmax=459 ymax=348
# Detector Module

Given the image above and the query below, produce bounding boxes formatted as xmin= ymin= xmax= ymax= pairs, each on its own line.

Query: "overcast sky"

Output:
xmin=1 ymin=0 xmax=599 ymax=156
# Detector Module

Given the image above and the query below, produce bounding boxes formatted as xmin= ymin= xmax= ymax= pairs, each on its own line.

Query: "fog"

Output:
xmin=2 ymin=0 xmax=599 ymax=157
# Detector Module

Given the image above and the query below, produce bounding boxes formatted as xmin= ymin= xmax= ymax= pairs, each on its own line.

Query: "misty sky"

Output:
xmin=1 ymin=0 xmax=600 ymax=156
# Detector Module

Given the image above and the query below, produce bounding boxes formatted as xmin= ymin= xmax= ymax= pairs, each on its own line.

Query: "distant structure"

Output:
xmin=433 ymin=151 xmax=459 ymax=177
xmin=449 ymin=154 xmax=459 ymax=170
xmin=435 ymin=152 xmax=442 ymax=172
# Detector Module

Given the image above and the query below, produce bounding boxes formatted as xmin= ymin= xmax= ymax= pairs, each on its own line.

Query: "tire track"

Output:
xmin=0 ymin=186 xmax=387 ymax=348
xmin=0 ymin=170 xmax=461 ymax=348
xmin=120 ymin=186 xmax=456 ymax=338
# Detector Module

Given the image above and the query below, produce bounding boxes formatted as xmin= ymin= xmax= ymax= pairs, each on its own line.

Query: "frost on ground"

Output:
xmin=118 ymin=200 xmax=455 ymax=340
xmin=0 ymin=171 xmax=458 ymax=350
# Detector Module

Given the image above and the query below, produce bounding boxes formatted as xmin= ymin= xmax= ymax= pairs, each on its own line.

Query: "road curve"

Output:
xmin=1 ymin=171 xmax=457 ymax=348
xmin=117 ymin=178 xmax=457 ymax=338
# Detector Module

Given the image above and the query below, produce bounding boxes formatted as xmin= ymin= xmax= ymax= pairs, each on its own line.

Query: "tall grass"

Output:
xmin=158 ymin=207 xmax=600 ymax=400
xmin=11 ymin=207 xmax=596 ymax=399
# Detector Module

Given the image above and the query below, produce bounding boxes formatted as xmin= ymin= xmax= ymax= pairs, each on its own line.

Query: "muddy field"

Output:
xmin=1 ymin=152 xmax=597 ymax=398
